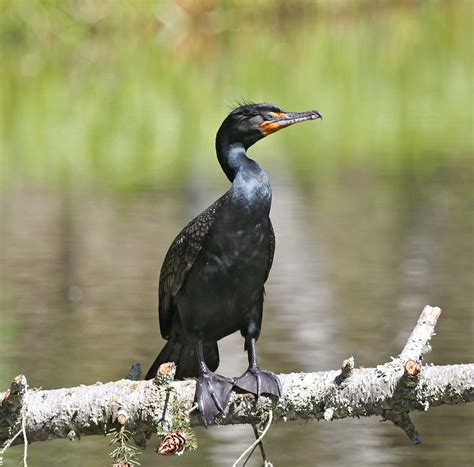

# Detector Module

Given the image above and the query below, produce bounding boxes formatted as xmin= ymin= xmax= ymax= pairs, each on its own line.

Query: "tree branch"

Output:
xmin=1 ymin=306 xmax=473 ymax=456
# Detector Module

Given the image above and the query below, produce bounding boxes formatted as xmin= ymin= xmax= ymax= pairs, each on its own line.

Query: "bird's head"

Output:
xmin=217 ymin=102 xmax=322 ymax=149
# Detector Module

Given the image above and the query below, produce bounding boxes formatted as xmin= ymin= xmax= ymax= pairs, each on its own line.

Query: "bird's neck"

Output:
xmin=216 ymin=140 xmax=271 ymax=211
xmin=215 ymin=140 xmax=249 ymax=182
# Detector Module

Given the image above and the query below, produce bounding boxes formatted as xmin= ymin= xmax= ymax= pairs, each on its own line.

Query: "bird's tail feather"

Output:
xmin=145 ymin=340 xmax=219 ymax=380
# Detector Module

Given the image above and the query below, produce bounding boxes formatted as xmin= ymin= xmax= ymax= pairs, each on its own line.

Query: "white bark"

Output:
xmin=1 ymin=306 xmax=473 ymax=452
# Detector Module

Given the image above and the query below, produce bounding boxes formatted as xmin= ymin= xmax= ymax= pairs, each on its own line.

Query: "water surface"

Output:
xmin=0 ymin=1 xmax=472 ymax=466
xmin=1 ymin=160 xmax=472 ymax=466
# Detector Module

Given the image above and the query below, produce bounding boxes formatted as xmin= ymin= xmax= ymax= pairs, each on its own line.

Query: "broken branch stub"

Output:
xmin=0 ymin=305 xmax=472 ymax=457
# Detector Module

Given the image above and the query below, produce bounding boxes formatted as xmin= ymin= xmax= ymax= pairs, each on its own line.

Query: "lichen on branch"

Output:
xmin=0 ymin=306 xmax=473 ymax=462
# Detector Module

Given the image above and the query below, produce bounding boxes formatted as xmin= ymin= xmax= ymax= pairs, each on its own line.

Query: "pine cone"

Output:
xmin=154 ymin=431 xmax=186 ymax=456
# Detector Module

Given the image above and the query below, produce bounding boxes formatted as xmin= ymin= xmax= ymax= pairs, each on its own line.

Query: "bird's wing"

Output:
xmin=265 ymin=219 xmax=276 ymax=282
xmin=158 ymin=196 xmax=226 ymax=339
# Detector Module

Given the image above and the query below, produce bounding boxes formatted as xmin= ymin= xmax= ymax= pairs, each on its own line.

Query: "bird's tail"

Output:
xmin=145 ymin=340 xmax=219 ymax=380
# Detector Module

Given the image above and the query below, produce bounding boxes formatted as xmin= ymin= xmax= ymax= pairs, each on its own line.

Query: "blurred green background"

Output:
xmin=0 ymin=1 xmax=472 ymax=466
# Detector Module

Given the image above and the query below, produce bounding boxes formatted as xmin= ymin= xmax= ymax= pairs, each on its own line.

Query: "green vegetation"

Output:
xmin=0 ymin=1 xmax=472 ymax=190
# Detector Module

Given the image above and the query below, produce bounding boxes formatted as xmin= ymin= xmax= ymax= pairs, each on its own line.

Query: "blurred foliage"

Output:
xmin=0 ymin=0 xmax=472 ymax=190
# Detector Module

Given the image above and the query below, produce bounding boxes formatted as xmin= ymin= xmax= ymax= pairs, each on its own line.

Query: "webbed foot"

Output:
xmin=234 ymin=367 xmax=282 ymax=398
xmin=195 ymin=371 xmax=233 ymax=427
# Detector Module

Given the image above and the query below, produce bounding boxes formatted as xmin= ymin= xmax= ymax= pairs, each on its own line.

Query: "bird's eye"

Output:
xmin=264 ymin=113 xmax=274 ymax=121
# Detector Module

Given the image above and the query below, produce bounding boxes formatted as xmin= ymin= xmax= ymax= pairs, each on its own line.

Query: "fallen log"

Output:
xmin=1 ymin=306 xmax=472 ymax=463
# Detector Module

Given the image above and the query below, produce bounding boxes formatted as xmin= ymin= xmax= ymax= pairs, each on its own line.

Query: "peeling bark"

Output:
xmin=0 ymin=306 xmax=473 ymax=452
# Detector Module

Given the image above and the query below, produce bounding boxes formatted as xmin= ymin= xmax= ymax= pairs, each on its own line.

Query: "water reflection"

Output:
xmin=0 ymin=159 xmax=472 ymax=466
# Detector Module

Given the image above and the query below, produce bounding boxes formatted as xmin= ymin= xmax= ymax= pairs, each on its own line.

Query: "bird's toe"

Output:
xmin=195 ymin=371 xmax=233 ymax=427
xmin=234 ymin=367 xmax=282 ymax=398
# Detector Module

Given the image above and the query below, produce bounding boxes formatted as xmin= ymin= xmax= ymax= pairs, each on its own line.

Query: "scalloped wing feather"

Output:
xmin=158 ymin=196 xmax=226 ymax=339
xmin=266 ymin=219 xmax=275 ymax=282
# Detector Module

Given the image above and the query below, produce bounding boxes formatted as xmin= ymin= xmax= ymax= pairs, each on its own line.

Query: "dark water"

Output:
xmin=1 ymin=158 xmax=472 ymax=466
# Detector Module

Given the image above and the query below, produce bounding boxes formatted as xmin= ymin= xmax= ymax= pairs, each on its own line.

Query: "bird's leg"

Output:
xmin=194 ymin=341 xmax=233 ymax=427
xmin=234 ymin=337 xmax=282 ymax=398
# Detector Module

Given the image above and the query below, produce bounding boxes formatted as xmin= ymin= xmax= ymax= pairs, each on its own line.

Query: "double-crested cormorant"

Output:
xmin=146 ymin=103 xmax=322 ymax=425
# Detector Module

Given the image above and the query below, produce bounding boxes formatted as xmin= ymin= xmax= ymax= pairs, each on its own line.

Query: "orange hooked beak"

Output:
xmin=260 ymin=109 xmax=322 ymax=136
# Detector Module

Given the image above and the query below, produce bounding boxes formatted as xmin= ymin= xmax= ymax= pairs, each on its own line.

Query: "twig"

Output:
xmin=0 ymin=375 xmax=28 ymax=465
xmin=384 ymin=305 xmax=441 ymax=442
xmin=384 ymin=411 xmax=421 ymax=445
xmin=0 ymin=305 xmax=472 ymax=451
xmin=334 ymin=356 xmax=355 ymax=385
xmin=242 ymin=424 xmax=269 ymax=466
xmin=242 ymin=439 xmax=257 ymax=466
xmin=21 ymin=379 xmax=28 ymax=467
xmin=21 ymin=410 xmax=28 ymax=467
xmin=232 ymin=410 xmax=273 ymax=467
xmin=0 ymin=428 xmax=22 ymax=464
xmin=399 ymin=305 xmax=441 ymax=362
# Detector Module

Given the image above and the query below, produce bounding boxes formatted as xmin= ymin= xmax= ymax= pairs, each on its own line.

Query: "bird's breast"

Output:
xmin=230 ymin=165 xmax=272 ymax=213
xmin=191 ymin=210 xmax=271 ymax=298
xmin=206 ymin=218 xmax=270 ymax=272
xmin=176 ymin=199 xmax=272 ymax=340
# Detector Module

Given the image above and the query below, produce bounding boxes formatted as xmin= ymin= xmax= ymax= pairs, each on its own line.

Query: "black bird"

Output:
xmin=145 ymin=103 xmax=322 ymax=425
